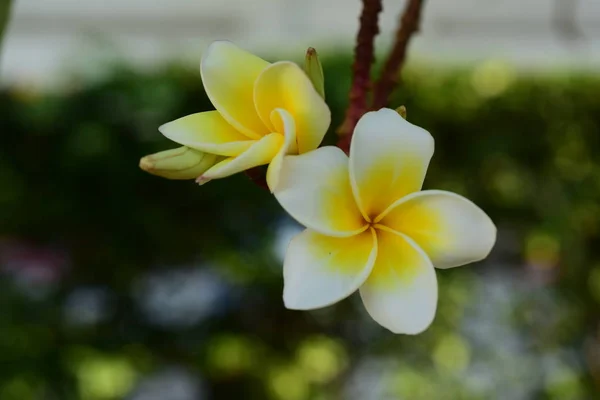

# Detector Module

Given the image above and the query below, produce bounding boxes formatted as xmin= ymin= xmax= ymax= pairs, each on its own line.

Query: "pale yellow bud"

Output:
xmin=139 ymin=146 xmax=219 ymax=180
xmin=304 ymin=47 xmax=325 ymax=99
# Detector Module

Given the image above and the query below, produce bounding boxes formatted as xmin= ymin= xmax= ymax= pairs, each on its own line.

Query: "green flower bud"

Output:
xmin=395 ymin=105 xmax=407 ymax=119
xmin=139 ymin=146 xmax=219 ymax=180
xmin=304 ymin=47 xmax=325 ymax=99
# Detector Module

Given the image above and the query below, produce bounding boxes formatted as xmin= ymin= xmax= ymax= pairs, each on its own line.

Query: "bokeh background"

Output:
xmin=1 ymin=0 xmax=600 ymax=399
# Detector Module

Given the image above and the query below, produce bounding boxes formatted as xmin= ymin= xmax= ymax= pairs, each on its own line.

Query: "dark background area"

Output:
xmin=1 ymin=55 xmax=599 ymax=399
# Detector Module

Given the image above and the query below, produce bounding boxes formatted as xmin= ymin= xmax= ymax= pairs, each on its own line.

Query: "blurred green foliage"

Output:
xmin=1 ymin=55 xmax=600 ymax=399
xmin=0 ymin=0 xmax=11 ymax=49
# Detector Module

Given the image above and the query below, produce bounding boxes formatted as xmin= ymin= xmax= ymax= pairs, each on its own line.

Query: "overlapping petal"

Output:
xmin=159 ymin=111 xmax=254 ymax=156
xmin=200 ymin=41 xmax=270 ymax=139
xmin=283 ymin=228 xmax=377 ymax=310
xmin=254 ymin=62 xmax=331 ymax=154
xmin=200 ymin=133 xmax=282 ymax=182
xmin=350 ymin=108 xmax=434 ymax=221
xmin=274 ymin=147 xmax=368 ymax=237
xmin=266 ymin=108 xmax=297 ymax=191
xmin=378 ymin=190 xmax=497 ymax=269
xmin=360 ymin=228 xmax=438 ymax=334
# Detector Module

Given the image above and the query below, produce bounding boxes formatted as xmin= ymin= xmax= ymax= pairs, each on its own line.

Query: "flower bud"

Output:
xmin=304 ymin=47 xmax=325 ymax=99
xmin=395 ymin=105 xmax=407 ymax=120
xmin=139 ymin=146 xmax=219 ymax=180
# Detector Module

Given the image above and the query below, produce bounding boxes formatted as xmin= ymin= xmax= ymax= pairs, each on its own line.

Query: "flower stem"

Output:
xmin=337 ymin=0 xmax=383 ymax=153
xmin=371 ymin=0 xmax=425 ymax=111
xmin=245 ymin=167 xmax=269 ymax=190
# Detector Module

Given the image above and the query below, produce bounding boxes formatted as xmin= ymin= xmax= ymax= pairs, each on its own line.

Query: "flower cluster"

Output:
xmin=140 ymin=42 xmax=496 ymax=334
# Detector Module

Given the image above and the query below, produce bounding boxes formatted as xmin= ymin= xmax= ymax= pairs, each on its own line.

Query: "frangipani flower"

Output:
xmin=158 ymin=41 xmax=331 ymax=190
xmin=274 ymin=108 xmax=496 ymax=334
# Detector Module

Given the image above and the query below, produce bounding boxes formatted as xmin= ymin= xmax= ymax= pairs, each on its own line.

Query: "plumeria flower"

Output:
xmin=274 ymin=108 xmax=496 ymax=334
xmin=157 ymin=41 xmax=330 ymax=190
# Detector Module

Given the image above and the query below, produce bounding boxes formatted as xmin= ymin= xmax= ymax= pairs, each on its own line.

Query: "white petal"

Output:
xmin=274 ymin=146 xmax=367 ymax=237
xmin=284 ymin=228 xmax=377 ymax=310
xmin=378 ymin=190 xmax=497 ymax=269
xmin=349 ymin=108 xmax=434 ymax=221
xmin=360 ymin=228 xmax=438 ymax=334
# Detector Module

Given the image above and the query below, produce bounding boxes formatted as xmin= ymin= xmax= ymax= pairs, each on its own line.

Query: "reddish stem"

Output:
xmin=244 ymin=167 xmax=269 ymax=190
xmin=337 ymin=0 xmax=383 ymax=153
xmin=371 ymin=0 xmax=425 ymax=110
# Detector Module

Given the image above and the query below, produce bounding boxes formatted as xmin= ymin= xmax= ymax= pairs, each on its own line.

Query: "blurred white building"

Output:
xmin=1 ymin=0 xmax=599 ymax=86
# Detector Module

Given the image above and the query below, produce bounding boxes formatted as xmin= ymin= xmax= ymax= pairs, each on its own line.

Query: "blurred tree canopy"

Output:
xmin=0 ymin=55 xmax=599 ymax=399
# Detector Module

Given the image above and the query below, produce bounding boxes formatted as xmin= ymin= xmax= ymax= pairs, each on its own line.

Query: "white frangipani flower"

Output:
xmin=273 ymin=108 xmax=497 ymax=334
